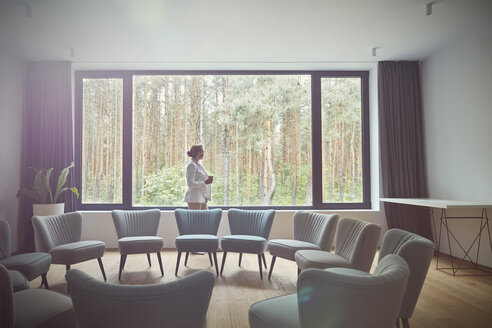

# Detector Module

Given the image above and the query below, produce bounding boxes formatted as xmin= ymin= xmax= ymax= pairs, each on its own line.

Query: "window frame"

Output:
xmin=74 ymin=70 xmax=370 ymax=210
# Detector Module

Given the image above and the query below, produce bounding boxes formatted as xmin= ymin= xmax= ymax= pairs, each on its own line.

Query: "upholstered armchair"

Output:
xmin=249 ymin=254 xmax=410 ymax=328
xmin=66 ymin=269 xmax=215 ymax=328
xmin=267 ymin=211 xmax=338 ymax=279
xmin=112 ymin=209 xmax=163 ymax=279
xmin=220 ymin=209 xmax=275 ymax=279
xmin=379 ymin=228 xmax=435 ymax=328
xmin=31 ymin=212 xmax=106 ymax=281
xmin=295 ymin=217 xmax=381 ymax=273
xmin=0 ymin=264 xmax=77 ymax=328
xmin=174 ymin=208 xmax=222 ymax=276
xmin=0 ymin=219 xmax=51 ymax=290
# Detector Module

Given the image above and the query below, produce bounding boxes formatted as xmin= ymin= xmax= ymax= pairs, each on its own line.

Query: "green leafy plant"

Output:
xmin=17 ymin=162 xmax=80 ymax=204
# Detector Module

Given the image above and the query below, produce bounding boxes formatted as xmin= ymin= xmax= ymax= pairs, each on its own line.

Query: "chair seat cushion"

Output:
xmin=249 ymin=293 xmax=300 ymax=328
xmin=176 ymin=235 xmax=219 ymax=252
xmin=221 ymin=235 xmax=268 ymax=254
xmin=14 ymin=288 xmax=76 ymax=328
xmin=295 ymin=249 xmax=351 ymax=270
xmin=8 ymin=270 xmax=30 ymax=292
xmin=0 ymin=252 xmax=51 ymax=281
xmin=50 ymin=240 xmax=105 ymax=265
xmin=268 ymin=239 xmax=320 ymax=261
xmin=118 ymin=236 xmax=163 ymax=255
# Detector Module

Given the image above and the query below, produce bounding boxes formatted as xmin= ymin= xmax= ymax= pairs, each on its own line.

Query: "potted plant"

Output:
xmin=17 ymin=162 xmax=80 ymax=216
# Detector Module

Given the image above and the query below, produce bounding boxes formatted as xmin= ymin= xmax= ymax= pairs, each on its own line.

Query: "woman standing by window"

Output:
xmin=184 ymin=145 xmax=213 ymax=209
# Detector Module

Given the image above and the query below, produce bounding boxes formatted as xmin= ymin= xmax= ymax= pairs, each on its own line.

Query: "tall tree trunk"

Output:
xmin=221 ymin=77 xmax=230 ymax=205
xmin=140 ymin=78 xmax=148 ymax=200
xmin=350 ymin=123 xmax=356 ymax=200
xmin=264 ymin=120 xmax=276 ymax=205
xmin=338 ymin=105 xmax=344 ymax=201
xmin=291 ymin=109 xmax=298 ymax=204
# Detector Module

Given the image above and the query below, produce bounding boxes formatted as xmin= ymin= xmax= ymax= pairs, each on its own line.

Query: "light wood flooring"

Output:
xmin=29 ymin=249 xmax=492 ymax=328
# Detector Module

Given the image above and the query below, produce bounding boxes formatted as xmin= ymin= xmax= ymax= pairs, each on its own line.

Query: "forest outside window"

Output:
xmin=74 ymin=71 xmax=370 ymax=210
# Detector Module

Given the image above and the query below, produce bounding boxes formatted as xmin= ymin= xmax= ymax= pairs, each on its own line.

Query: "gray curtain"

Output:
xmin=18 ymin=61 xmax=74 ymax=251
xmin=378 ymin=61 xmax=433 ymax=241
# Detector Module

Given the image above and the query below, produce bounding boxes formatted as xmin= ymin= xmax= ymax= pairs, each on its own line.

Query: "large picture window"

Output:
xmin=75 ymin=71 xmax=370 ymax=210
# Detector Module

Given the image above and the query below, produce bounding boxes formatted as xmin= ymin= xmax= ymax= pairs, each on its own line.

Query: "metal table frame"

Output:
xmin=380 ymin=198 xmax=492 ymax=276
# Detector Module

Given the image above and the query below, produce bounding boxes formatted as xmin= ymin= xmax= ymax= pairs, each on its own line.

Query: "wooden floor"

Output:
xmin=31 ymin=249 xmax=492 ymax=328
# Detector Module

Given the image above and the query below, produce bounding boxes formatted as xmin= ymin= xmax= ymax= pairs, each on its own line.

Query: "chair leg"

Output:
xmin=66 ymin=264 xmax=71 ymax=271
xmin=208 ymin=252 xmax=213 ymax=266
xmin=262 ymin=253 xmax=267 ymax=269
xmin=185 ymin=252 xmax=190 ymax=266
xmin=157 ymin=252 xmax=164 ymax=277
xmin=402 ymin=318 xmax=410 ymax=328
xmin=297 ymin=267 xmax=301 ymax=276
xmin=119 ymin=254 xmax=127 ymax=280
xmin=268 ymin=256 xmax=277 ymax=279
xmin=175 ymin=252 xmax=182 ymax=276
xmin=147 ymin=253 xmax=152 ymax=267
xmin=257 ymin=254 xmax=263 ymax=279
xmin=239 ymin=253 xmax=243 ymax=266
xmin=41 ymin=273 xmax=49 ymax=289
xmin=213 ymin=252 xmax=219 ymax=276
xmin=97 ymin=257 xmax=107 ymax=281
xmin=220 ymin=252 xmax=228 ymax=276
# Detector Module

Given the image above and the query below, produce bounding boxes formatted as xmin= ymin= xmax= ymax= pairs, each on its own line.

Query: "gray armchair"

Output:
xmin=0 ymin=264 xmax=76 ymax=328
xmin=0 ymin=219 xmax=51 ymax=290
xmin=31 ymin=212 xmax=106 ymax=281
xmin=295 ymin=217 xmax=381 ymax=273
xmin=379 ymin=228 xmax=435 ymax=328
xmin=249 ymin=254 xmax=410 ymax=328
xmin=267 ymin=211 xmax=338 ymax=279
xmin=174 ymin=208 xmax=222 ymax=276
xmin=112 ymin=209 xmax=163 ymax=280
xmin=220 ymin=209 xmax=275 ymax=279
xmin=66 ymin=269 xmax=215 ymax=328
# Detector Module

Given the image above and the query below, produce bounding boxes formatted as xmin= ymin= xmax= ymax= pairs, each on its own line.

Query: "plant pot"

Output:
xmin=33 ymin=203 xmax=65 ymax=216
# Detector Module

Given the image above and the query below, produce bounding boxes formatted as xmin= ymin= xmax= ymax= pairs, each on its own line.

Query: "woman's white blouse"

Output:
xmin=184 ymin=160 xmax=211 ymax=203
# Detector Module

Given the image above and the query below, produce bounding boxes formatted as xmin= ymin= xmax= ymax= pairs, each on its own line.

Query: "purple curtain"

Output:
xmin=18 ymin=61 xmax=74 ymax=251
xmin=378 ymin=61 xmax=433 ymax=241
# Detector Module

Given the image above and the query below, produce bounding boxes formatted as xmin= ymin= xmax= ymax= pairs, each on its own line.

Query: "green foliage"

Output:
xmin=17 ymin=162 xmax=79 ymax=204
xmin=138 ymin=166 xmax=187 ymax=206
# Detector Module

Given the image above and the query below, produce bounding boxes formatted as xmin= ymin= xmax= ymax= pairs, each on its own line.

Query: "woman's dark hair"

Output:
xmin=187 ymin=144 xmax=203 ymax=158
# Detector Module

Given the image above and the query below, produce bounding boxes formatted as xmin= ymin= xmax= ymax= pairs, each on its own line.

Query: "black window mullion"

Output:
xmin=311 ymin=73 xmax=323 ymax=208
xmin=122 ymin=73 xmax=133 ymax=209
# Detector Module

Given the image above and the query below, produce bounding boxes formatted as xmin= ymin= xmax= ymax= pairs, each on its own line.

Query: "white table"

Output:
xmin=380 ymin=198 xmax=492 ymax=276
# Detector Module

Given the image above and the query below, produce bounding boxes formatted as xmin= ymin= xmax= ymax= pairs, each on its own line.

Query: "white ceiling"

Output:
xmin=1 ymin=0 xmax=491 ymax=67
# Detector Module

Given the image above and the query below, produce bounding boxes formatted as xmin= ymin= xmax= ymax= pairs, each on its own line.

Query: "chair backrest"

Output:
xmin=175 ymin=209 xmax=222 ymax=235
xmin=297 ymin=254 xmax=409 ymax=328
xmin=0 ymin=264 xmax=14 ymax=328
xmin=227 ymin=209 xmax=275 ymax=239
xmin=379 ymin=228 xmax=435 ymax=319
xmin=334 ymin=217 xmax=381 ymax=272
xmin=112 ymin=209 xmax=161 ymax=239
xmin=0 ymin=219 xmax=12 ymax=260
xmin=66 ymin=269 xmax=215 ymax=328
xmin=32 ymin=212 xmax=83 ymax=252
xmin=293 ymin=211 xmax=339 ymax=251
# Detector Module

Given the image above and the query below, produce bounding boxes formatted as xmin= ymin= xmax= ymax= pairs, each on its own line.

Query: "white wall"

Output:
xmin=0 ymin=49 xmax=25 ymax=253
xmin=422 ymin=25 xmax=492 ymax=268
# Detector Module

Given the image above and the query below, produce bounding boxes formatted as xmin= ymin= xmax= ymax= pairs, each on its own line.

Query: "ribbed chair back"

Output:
xmin=335 ymin=217 xmax=381 ymax=272
xmin=296 ymin=254 xmax=409 ymax=328
xmin=227 ymin=209 xmax=275 ymax=239
xmin=293 ymin=211 xmax=339 ymax=251
xmin=0 ymin=220 xmax=12 ymax=260
xmin=112 ymin=209 xmax=161 ymax=238
xmin=0 ymin=264 xmax=14 ymax=328
xmin=379 ymin=228 xmax=435 ymax=322
xmin=32 ymin=212 xmax=83 ymax=252
xmin=175 ymin=209 xmax=222 ymax=235
xmin=66 ymin=269 xmax=215 ymax=328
